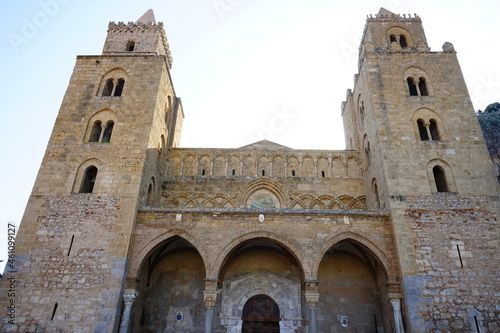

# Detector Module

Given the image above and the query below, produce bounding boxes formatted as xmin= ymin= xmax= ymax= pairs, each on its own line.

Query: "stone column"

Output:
xmin=119 ymin=289 xmax=139 ymax=333
xmin=203 ymin=279 xmax=218 ymax=333
xmin=390 ymin=298 xmax=405 ymax=333
xmin=305 ymin=280 xmax=320 ymax=333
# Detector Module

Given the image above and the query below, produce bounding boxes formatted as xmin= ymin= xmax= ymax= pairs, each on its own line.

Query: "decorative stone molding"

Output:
xmin=220 ymin=270 xmax=302 ymax=332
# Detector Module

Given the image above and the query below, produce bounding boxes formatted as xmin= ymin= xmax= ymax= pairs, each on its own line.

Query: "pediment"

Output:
xmin=238 ymin=140 xmax=292 ymax=150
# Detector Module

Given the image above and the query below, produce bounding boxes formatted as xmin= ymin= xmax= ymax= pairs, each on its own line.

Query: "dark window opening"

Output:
xmin=418 ymin=77 xmax=428 ymax=96
xmin=291 ymin=170 xmax=296 ymax=177
xmin=407 ymin=77 xmax=418 ymax=96
xmin=390 ymin=34 xmax=397 ymax=43
xmin=232 ymin=169 xmax=236 ymax=176
xmin=101 ymin=121 xmax=114 ymax=143
xmin=89 ymin=121 xmax=102 ymax=142
xmin=80 ymin=166 xmax=98 ymax=193
xmin=146 ymin=183 xmax=153 ymax=205
xmin=114 ymin=79 xmax=125 ymax=96
xmin=262 ymin=170 xmax=265 ymax=176
xmin=102 ymin=79 xmax=114 ymax=96
xmin=400 ymin=35 xmax=408 ymax=48
xmin=417 ymin=119 xmax=429 ymax=140
xmin=429 ymin=120 xmax=440 ymax=141
xmin=202 ymin=169 xmax=206 ymax=176
xmin=126 ymin=41 xmax=135 ymax=51
xmin=321 ymin=171 xmax=325 ymax=178
xmin=433 ymin=166 xmax=449 ymax=192
xmin=373 ymin=182 xmax=380 ymax=208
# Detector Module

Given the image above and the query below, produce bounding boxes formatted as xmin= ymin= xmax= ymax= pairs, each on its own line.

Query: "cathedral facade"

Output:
xmin=1 ymin=8 xmax=499 ymax=333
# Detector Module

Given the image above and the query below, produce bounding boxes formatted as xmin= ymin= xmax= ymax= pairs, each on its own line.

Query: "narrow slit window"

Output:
xmin=429 ymin=120 xmax=440 ymax=141
xmin=102 ymin=79 xmax=114 ymax=96
xmin=89 ymin=121 xmax=102 ymax=142
xmin=291 ymin=170 xmax=296 ymax=177
xmin=67 ymin=235 xmax=75 ymax=256
xmin=433 ymin=166 xmax=449 ymax=192
xmin=262 ymin=170 xmax=265 ymax=176
xmin=399 ymin=35 xmax=408 ymax=48
xmin=373 ymin=182 xmax=380 ymax=208
xmin=51 ymin=303 xmax=58 ymax=321
xmin=101 ymin=121 xmax=114 ymax=143
xmin=146 ymin=183 xmax=153 ymax=205
xmin=417 ymin=119 xmax=429 ymax=140
xmin=321 ymin=171 xmax=325 ymax=178
xmin=80 ymin=166 xmax=98 ymax=193
xmin=202 ymin=169 xmax=206 ymax=176
xmin=418 ymin=77 xmax=428 ymax=96
xmin=407 ymin=77 xmax=418 ymax=96
xmin=456 ymin=245 xmax=464 ymax=267
xmin=232 ymin=169 xmax=236 ymax=176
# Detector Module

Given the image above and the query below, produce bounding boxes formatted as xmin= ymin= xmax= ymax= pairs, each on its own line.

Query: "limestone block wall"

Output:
xmin=402 ymin=194 xmax=500 ymax=332
xmin=0 ymin=195 xmax=129 ymax=332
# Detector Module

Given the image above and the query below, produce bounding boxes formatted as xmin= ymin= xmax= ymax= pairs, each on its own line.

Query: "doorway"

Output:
xmin=242 ymin=294 xmax=280 ymax=333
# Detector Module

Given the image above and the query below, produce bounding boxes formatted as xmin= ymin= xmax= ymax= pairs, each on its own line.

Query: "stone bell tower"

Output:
xmin=342 ymin=8 xmax=500 ymax=332
xmin=0 ymin=9 xmax=183 ymax=332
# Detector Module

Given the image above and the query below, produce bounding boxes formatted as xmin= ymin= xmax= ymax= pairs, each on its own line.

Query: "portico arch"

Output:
xmin=313 ymin=228 xmax=399 ymax=333
xmin=211 ymin=230 xmax=308 ymax=280
xmin=130 ymin=233 xmax=208 ymax=332
xmin=312 ymin=228 xmax=396 ymax=280
xmin=128 ymin=229 xmax=209 ymax=280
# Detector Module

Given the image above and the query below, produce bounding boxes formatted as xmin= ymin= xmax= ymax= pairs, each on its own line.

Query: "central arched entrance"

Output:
xmin=242 ymin=294 xmax=280 ymax=333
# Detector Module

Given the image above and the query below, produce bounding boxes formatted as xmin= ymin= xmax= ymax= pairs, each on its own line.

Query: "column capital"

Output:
xmin=203 ymin=290 xmax=218 ymax=310
xmin=123 ymin=289 xmax=139 ymax=305
xmin=305 ymin=291 xmax=320 ymax=309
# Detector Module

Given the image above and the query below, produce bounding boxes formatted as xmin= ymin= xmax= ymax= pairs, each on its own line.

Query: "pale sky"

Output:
xmin=1 ymin=0 xmax=499 ymax=270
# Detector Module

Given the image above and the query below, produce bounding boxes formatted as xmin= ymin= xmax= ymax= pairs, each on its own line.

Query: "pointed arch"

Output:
xmin=128 ymin=229 xmax=209 ymax=280
xmin=312 ymin=228 xmax=396 ymax=281
xmin=211 ymin=230 xmax=308 ymax=280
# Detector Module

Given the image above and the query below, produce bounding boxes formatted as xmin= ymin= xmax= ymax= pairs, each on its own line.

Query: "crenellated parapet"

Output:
xmin=104 ymin=21 xmax=173 ymax=68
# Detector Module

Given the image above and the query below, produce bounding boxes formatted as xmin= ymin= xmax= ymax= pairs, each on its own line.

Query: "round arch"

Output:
xmin=311 ymin=228 xmax=397 ymax=281
xmin=211 ymin=230 xmax=309 ymax=280
xmin=128 ymin=229 xmax=209 ymax=280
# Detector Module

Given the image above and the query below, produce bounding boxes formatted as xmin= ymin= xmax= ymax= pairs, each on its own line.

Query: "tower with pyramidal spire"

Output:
xmin=1 ymin=8 xmax=499 ymax=333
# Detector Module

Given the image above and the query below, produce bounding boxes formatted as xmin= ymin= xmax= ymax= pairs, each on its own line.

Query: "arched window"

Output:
xmin=126 ymin=41 xmax=135 ymax=51
xmin=418 ymin=77 xmax=428 ymax=96
xmin=417 ymin=119 xmax=429 ymax=140
xmin=407 ymin=77 xmax=418 ymax=96
xmin=433 ymin=166 xmax=448 ymax=192
xmin=102 ymin=79 xmax=114 ymax=96
xmin=80 ymin=166 xmax=98 ymax=193
xmin=146 ymin=179 xmax=154 ymax=206
xmin=429 ymin=120 xmax=440 ymax=141
xmin=359 ymin=101 xmax=365 ymax=126
xmin=399 ymin=35 xmax=408 ymax=48
xmin=114 ymin=79 xmax=125 ymax=96
xmin=101 ymin=121 xmax=114 ymax=143
xmin=89 ymin=121 xmax=102 ymax=142
xmin=389 ymin=34 xmax=397 ymax=43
